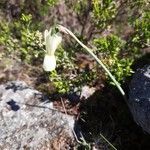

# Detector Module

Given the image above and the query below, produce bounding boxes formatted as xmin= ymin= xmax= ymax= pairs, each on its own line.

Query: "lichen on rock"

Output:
xmin=0 ymin=81 xmax=75 ymax=149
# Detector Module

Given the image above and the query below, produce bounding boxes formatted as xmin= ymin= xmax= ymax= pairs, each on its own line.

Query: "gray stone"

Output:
xmin=0 ymin=81 xmax=75 ymax=149
xmin=80 ymin=86 xmax=96 ymax=99
xmin=129 ymin=65 xmax=150 ymax=133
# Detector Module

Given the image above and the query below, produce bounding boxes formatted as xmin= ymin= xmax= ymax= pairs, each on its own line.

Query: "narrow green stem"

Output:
xmin=58 ymin=25 xmax=126 ymax=100
xmin=100 ymin=133 xmax=117 ymax=150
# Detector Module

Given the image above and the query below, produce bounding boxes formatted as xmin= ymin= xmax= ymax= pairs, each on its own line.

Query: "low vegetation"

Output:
xmin=0 ymin=0 xmax=149 ymax=149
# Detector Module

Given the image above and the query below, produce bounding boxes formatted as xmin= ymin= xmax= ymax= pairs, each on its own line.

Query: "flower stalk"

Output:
xmin=57 ymin=25 xmax=126 ymax=100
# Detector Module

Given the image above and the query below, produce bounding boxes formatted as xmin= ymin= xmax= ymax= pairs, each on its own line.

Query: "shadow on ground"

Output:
xmin=78 ymin=53 xmax=150 ymax=150
xmin=78 ymin=84 xmax=150 ymax=150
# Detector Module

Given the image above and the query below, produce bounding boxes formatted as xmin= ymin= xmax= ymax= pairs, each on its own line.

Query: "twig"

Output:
xmin=60 ymin=98 xmax=81 ymax=143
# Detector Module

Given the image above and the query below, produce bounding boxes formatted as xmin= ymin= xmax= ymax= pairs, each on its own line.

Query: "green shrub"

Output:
xmin=0 ymin=0 xmax=149 ymax=94
xmin=92 ymin=0 xmax=117 ymax=29
xmin=94 ymin=35 xmax=133 ymax=84
xmin=0 ymin=14 xmax=44 ymax=63
xmin=131 ymin=11 xmax=150 ymax=51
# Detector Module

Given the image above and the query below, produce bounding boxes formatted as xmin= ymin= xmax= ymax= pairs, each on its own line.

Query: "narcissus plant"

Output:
xmin=43 ymin=25 xmax=126 ymax=100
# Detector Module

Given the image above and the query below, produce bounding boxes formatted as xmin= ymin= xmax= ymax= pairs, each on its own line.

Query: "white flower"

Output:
xmin=44 ymin=29 xmax=62 ymax=55
xmin=43 ymin=28 xmax=62 ymax=71
xmin=43 ymin=54 xmax=56 ymax=71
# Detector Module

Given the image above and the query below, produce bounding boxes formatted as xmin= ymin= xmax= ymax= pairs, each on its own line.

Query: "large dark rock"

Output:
xmin=0 ymin=81 xmax=75 ymax=149
xmin=129 ymin=65 xmax=150 ymax=133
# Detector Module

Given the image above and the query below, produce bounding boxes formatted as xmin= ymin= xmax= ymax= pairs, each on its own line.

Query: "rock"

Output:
xmin=80 ymin=86 xmax=96 ymax=99
xmin=0 ymin=81 xmax=75 ymax=149
xmin=129 ymin=65 xmax=150 ymax=133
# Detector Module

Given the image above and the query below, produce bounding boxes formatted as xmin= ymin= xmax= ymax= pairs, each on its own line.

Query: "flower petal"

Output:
xmin=45 ymin=31 xmax=62 ymax=55
xmin=43 ymin=54 xmax=56 ymax=71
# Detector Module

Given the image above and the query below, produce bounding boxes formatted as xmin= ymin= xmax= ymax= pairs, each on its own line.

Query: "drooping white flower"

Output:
xmin=43 ymin=28 xmax=62 ymax=71
xmin=43 ymin=54 xmax=56 ymax=71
